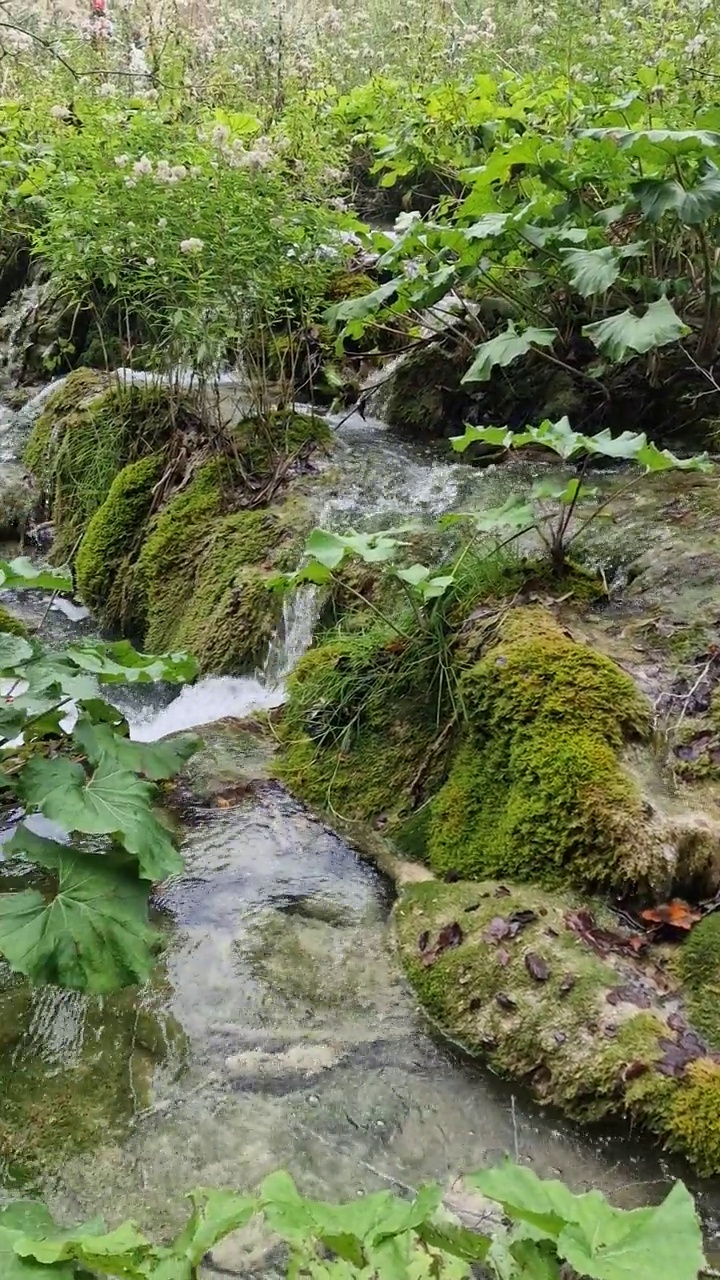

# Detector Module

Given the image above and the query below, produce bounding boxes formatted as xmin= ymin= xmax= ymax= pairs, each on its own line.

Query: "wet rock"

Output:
xmin=0 ymin=462 xmax=35 ymax=537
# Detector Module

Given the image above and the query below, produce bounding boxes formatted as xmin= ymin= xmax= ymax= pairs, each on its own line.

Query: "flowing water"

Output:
xmin=2 ymin=387 xmax=720 ymax=1265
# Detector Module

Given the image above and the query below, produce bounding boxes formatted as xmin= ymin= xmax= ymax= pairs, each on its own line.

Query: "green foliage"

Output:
xmin=472 ymin=1163 xmax=703 ymax=1280
xmin=0 ymin=1159 xmax=704 ymax=1280
xmin=0 ymin=565 xmax=199 ymax=992
xmin=450 ymin=417 xmax=711 ymax=569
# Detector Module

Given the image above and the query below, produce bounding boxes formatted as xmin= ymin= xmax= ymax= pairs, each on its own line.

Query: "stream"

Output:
xmin=2 ymin=386 xmax=720 ymax=1267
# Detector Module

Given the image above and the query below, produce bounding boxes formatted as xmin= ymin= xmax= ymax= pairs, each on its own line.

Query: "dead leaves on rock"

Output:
xmin=565 ymin=908 xmax=647 ymax=957
xmin=524 ymin=952 xmax=550 ymax=982
xmin=418 ymin=921 xmax=464 ymax=967
xmin=482 ymin=909 xmax=537 ymax=944
xmin=640 ymin=899 xmax=702 ymax=933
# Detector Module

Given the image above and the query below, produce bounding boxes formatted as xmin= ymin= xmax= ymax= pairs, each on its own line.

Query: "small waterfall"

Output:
xmin=0 ymin=278 xmax=53 ymax=386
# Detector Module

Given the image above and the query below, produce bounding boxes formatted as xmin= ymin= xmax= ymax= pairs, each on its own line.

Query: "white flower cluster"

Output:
xmin=179 ymin=238 xmax=204 ymax=254
xmin=208 ymin=124 xmax=274 ymax=171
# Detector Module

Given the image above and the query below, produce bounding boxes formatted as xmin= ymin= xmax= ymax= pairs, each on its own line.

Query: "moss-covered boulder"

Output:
xmin=26 ymin=370 xmax=332 ymax=675
xmin=25 ymin=370 xmax=179 ymax=561
xmin=395 ymin=877 xmax=720 ymax=1175
xmin=280 ymin=605 xmax=718 ymax=897
xmin=426 ymin=607 xmax=656 ymax=892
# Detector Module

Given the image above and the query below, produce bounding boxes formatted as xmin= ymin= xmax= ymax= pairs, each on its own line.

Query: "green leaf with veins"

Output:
xmin=0 ymin=633 xmax=33 ymax=670
xmin=557 ymin=1182 xmax=704 ymax=1280
xmin=304 ymin=528 xmax=347 ymax=569
xmin=583 ymin=297 xmax=689 ymax=360
xmin=14 ymin=1220 xmax=149 ymax=1273
xmin=0 ymin=558 xmax=73 ymax=592
xmin=0 ymin=1202 xmax=75 ymax=1280
xmin=73 ymin=718 xmax=200 ymax=780
xmin=21 ymin=654 xmax=98 ymax=700
xmin=560 ymin=246 xmax=620 ymax=296
xmin=169 ymin=1188 xmax=256 ymax=1267
xmin=461 ymin=322 xmax=557 ymax=384
xmin=17 ymin=756 xmax=183 ymax=881
xmin=65 ymin=640 xmax=198 ymax=684
xmin=0 ymin=829 xmax=159 ymax=993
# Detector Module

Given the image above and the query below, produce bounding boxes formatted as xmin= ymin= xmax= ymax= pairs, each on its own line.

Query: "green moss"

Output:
xmin=0 ymin=605 xmax=27 ymax=637
xmin=666 ymin=1059 xmax=720 ymax=1176
xmin=25 ymin=371 xmax=179 ymax=561
xmin=427 ymin=607 xmax=655 ymax=893
xmin=676 ymin=912 xmax=720 ymax=1049
xmin=75 ymin=453 xmax=165 ymax=628
xmin=134 ymin=457 xmax=310 ymax=672
xmin=277 ymin=626 xmax=446 ymax=817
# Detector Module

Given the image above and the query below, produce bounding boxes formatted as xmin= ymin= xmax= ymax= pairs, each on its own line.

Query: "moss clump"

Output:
xmin=75 ymin=453 xmax=165 ymax=628
xmin=0 ymin=605 xmax=27 ymax=637
xmin=666 ymin=1059 xmax=720 ymax=1176
xmin=277 ymin=626 xmax=448 ymax=818
xmin=25 ymin=371 xmax=179 ymax=561
xmin=132 ymin=459 xmax=299 ymax=671
xmin=427 ymin=607 xmax=655 ymax=892
xmin=676 ymin=912 xmax=720 ymax=1049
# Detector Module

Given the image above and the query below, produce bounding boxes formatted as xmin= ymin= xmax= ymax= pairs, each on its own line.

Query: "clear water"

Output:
xmin=2 ymin=387 xmax=720 ymax=1263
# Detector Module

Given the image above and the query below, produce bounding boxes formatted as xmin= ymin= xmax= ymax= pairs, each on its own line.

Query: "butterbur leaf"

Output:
xmin=0 ymin=558 xmax=73 ymax=592
xmin=450 ymin=424 xmax=512 ymax=452
xmin=66 ymin=640 xmax=197 ymax=684
xmin=416 ymin=1219 xmax=491 ymax=1263
xmin=632 ymin=177 xmax=684 ymax=221
xmin=560 ymin=246 xmax=620 ymax=296
xmin=0 ymin=1201 xmax=76 ymax=1280
xmin=17 ymin=756 xmax=183 ymax=881
xmin=462 ymin=322 xmax=557 ymax=384
xmin=13 ymin=1220 xmax=148 ymax=1270
xmin=305 ymin=528 xmax=347 ymax=570
xmin=583 ymin=297 xmax=689 ymax=360
xmin=327 ymin=278 xmax=399 ymax=326
xmin=73 ymin=717 xmax=200 ymax=780
xmin=0 ymin=633 xmax=33 ymax=670
xmin=470 ymin=1161 xmax=605 ymax=1242
xmin=0 ymin=827 xmax=159 ymax=992
xmin=396 ymin=563 xmax=431 ymax=586
xmin=557 ymin=1181 xmax=704 ymax=1280
xmin=170 ymin=1188 xmax=256 ymax=1266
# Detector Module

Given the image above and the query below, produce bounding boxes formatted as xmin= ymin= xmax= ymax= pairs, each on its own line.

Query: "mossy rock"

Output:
xmin=277 ymin=624 xmax=449 ymax=818
xmin=75 ymin=453 xmax=165 ymax=629
xmin=24 ymin=370 xmax=180 ymax=561
xmin=395 ymin=877 xmax=720 ymax=1175
xmin=426 ymin=607 xmax=664 ymax=894
xmin=0 ymin=605 xmax=27 ymax=637
xmin=0 ymin=974 xmax=185 ymax=1186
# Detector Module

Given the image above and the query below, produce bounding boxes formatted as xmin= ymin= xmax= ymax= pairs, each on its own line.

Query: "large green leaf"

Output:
xmin=327 ymin=279 xmax=399 ymax=327
xmin=560 ymin=246 xmax=620 ymax=296
xmin=304 ymin=528 xmax=347 ymax=570
xmin=583 ymin=297 xmax=689 ymax=360
xmin=73 ymin=718 xmax=200 ymax=781
xmin=65 ymin=640 xmax=198 ymax=685
xmin=0 ymin=558 xmax=73 ymax=593
xmin=470 ymin=1162 xmax=584 ymax=1242
xmin=169 ymin=1188 xmax=256 ymax=1267
xmin=580 ymin=127 xmax=720 ymax=153
xmin=0 ymin=1206 xmax=75 ymax=1280
xmin=462 ymin=323 xmax=557 ymax=384
xmin=17 ymin=756 xmax=183 ymax=881
xmin=557 ymin=1182 xmax=704 ymax=1280
xmin=0 ymin=829 xmax=158 ymax=993
xmin=632 ymin=177 xmax=684 ymax=222
xmin=0 ymin=633 xmax=34 ymax=670
xmin=14 ymin=1220 xmax=148 ymax=1273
